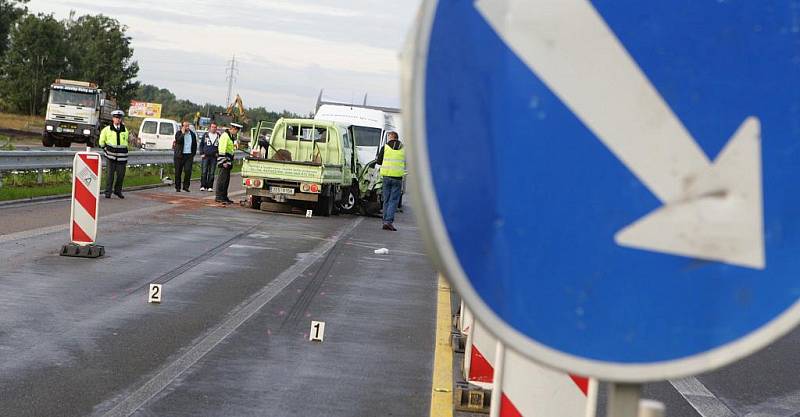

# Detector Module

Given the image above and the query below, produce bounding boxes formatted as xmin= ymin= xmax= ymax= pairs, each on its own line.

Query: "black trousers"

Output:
xmin=105 ymin=159 xmax=126 ymax=195
xmin=216 ymin=166 xmax=231 ymax=201
xmin=174 ymin=154 xmax=193 ymax=190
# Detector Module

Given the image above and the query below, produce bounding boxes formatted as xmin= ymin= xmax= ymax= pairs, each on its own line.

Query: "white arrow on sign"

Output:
xmin=476 ymin=0 xmax=764 ymax=269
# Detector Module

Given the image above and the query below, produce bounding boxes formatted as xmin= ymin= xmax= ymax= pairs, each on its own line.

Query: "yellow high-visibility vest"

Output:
xmin=380 ymin=144 xmax=405 ymax=178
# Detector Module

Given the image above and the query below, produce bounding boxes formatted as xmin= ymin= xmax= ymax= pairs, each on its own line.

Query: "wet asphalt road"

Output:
xmin=0 ymin=182 xmax=437 ymax=417
xmin=6 ymin=181 xmax=800 ymax=417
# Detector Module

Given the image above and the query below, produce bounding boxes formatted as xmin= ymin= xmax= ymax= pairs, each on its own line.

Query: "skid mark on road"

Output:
xmin=94 ymin=217 xmax=363 ymax=417
xmin=124 ymin=223 xmax=264 ymax=296
xmin=670 ymin=377 xmax=737 ymax=417
xmin=279 ymin=244 xmax=341 ymax=332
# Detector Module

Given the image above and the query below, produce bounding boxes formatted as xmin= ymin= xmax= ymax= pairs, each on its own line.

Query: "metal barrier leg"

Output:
xmin=607 ymin=383 xmax=641 ymax=417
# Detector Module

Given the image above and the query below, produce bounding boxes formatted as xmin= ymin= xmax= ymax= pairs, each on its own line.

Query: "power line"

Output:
xmin=225 ymin=55 xmax=239 ymax=108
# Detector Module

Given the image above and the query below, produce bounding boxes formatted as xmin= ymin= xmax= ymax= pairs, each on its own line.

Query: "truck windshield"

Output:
xmin=351 ymin=126 xmax=382 ymax=147
xmin=50 ymin=90 xmax=97 ymax=107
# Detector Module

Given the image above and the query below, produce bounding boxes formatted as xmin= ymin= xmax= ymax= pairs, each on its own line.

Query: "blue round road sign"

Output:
xmin=406 ymin=0 xmax=800 ymax=381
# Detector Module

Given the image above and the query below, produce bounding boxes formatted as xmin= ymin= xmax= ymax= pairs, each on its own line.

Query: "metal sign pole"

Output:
xmin=606 ymin=383 xmax=641 ymax=417
xmin=604 ymin=383 xmax=666 ymax=417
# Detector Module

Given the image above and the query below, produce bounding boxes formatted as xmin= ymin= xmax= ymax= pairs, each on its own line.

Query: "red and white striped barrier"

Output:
xmin=465 ymin=318 xmax=497 ymax=388
xmin=458 ymin=300 xmax=472 ymax=333
xmin=70 ymin=152 xmax=101 ymax=244
xmin=489 ymin=342 xmax=596 ymax=417
xmin=460 ymin=303 xmax=596 ymax=416
xmin=61 ymin=151 xmax=104 ymax=258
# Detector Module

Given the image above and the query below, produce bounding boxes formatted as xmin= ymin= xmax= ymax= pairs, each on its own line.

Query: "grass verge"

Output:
xmin=0 ymin=160 xmax=242 ymax=202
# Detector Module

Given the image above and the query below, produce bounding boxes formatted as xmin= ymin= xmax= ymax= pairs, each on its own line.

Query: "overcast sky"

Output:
xmin=26 ymin=0 xmax=422 ymax=114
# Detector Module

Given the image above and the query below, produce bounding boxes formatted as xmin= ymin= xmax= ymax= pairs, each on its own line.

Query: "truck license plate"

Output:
xmin=270 ymin=186 xmax=295 ymax=195
xmin=61 ymin=128 xmax=74 ymax=133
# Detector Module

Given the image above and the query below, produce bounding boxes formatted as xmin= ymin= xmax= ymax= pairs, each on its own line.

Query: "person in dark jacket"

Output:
xmin=173 ymin=121 xmax=197 ymax=192
xmin=199 ymin=122 xmax=220 ymax=192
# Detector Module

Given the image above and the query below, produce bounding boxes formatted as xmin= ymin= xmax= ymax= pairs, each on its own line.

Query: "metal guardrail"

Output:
xmin=0 ymin=150 xmax=245 ymax=172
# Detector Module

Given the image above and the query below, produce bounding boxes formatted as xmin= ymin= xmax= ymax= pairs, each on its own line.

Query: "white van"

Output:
xmin=139 ymin=118 xmax=180 ymax=150
xmin=313 ymin=103 xmax=399 ymax=166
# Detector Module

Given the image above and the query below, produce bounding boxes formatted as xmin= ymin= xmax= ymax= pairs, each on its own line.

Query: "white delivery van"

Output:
xmin=313 ymin=103 xmax=398 ymax=166
xmin=139 ymin=118 xmax=180 ymax=150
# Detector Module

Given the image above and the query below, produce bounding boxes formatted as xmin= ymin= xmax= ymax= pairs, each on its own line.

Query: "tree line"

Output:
xmin=0 ymin=1 xmax=138 ymax=115
xmin=0 ymin=0 xmax=302 ymax=124
xmin=135 ymin=84 xmax=306 ymax=126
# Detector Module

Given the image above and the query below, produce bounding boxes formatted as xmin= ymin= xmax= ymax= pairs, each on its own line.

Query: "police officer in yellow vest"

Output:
xmin=99 ymin=110 xmax=129 ymax=199
xmin=376 ymin=131 xmax=405 ymax=231
xmin=215 ymin=123 xmax=240 ymax=204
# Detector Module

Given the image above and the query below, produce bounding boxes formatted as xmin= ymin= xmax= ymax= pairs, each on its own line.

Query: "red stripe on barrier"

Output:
xmin=569 ymin=375 xmax=589 ymax=395
xmin=74 ymin=177 xmax=96 ymax=218
xmin=468 ymin=345 xmax=494 ymax=383
xmin=500 ymin=393 xmax=523 ymax=417
xmin=72 ymin=221 xmax=92 ymax=243
xmin=79 ymin=153 xmax=99 ymax=174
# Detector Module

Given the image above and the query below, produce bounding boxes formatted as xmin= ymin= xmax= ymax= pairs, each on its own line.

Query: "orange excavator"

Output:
xmin=214 ymin=94 xmax=249 ymax=127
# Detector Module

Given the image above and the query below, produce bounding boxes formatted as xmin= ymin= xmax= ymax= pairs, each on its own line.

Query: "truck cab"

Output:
xmin=42 ymin=79 xmax=116 ymax=148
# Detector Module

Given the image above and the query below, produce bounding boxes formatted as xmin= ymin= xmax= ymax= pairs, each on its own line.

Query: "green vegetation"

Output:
xmin=0 ymin=134 xmax=14 ymax=150
xmin=134 ymin=84 xmax=305 ymax=128
xmin=0 ymin=0 xmax=27 ymax=58
xmin=0 ymin=160 xmax=243 ymax=202
xmin=0 ymin=5 xmax=138 ymax=115
xmin=0 ymin=1 xmax=301 ymax=132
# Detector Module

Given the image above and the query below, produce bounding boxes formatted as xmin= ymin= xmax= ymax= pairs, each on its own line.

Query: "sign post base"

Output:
xmin=60 ymin=243 xmax=105 ymax=258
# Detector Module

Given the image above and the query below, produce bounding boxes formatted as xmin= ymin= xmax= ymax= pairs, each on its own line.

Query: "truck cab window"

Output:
xmin=50 ymin=90 xmax=97 ymax=108
xmin=351 ymin=126 xmax=382 ymax=147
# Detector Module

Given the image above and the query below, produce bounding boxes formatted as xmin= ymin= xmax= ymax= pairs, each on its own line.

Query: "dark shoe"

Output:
xmin=215 ymin=199 xmax=227 ymax=204
xmin=176 ymin=188 xmax=181 ymax=192
xmin=114 ymin=192 xmax=125 ymax=199
xmin=225 ymin=198 xmax=234 ymax=204
xmin=183 ymin=188 xmax=190 ymax=192
xmin=388 ymin=223 xmax=397 ymax=231
xmin=382 ymin=223 xmax=392 ymax=231
xmin=105 ymin=193 xmax=111 ymax=199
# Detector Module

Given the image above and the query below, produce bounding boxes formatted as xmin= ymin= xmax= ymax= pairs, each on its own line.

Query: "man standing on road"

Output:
xmin=215 ymin=123 xmax=241 ymax=204
xmin=199 ymin=122 xmax=220 ymax=192
xmin=376 ymin=131 xmax=405 ymax=231
xmin=173 ymin=121 xmax=197 ymax=192
xmin=99 ymin=110 xmax=129 ymax=199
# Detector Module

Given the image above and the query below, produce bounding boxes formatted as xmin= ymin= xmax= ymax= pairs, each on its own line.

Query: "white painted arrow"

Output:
xmin=476 ymin=0 xmax=764 ymax=269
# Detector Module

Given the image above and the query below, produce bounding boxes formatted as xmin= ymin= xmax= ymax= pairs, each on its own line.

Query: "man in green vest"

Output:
xmin=99 ymin=110 xmax=129 ymax=199
xmin=215 ymin=123 xmax=240 ymax=204
xmin=376 ymin=131 xmax=405 ymax=231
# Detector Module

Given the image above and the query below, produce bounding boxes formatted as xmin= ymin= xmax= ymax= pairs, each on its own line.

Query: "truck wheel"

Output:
xmin=337 ymin=186 xmax=358 ymax=214
xmin=249 ymin=196 xmax=262 ymax=210
xmin=315 ymin=187 xmax=334 ymax=217
xmin=42 ymin=133 xmax=55 ymax=147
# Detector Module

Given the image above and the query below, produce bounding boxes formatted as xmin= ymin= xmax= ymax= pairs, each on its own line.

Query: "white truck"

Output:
xmin=42 ymin=79 xmax=117 ymax=148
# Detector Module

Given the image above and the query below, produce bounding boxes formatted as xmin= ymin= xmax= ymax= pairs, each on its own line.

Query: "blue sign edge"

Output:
xmin=402 ymin=0 xmax=800 ymax=382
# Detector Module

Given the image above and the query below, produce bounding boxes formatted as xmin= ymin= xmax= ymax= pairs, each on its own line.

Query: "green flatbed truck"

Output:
xmin=241 ymin=118 xmax=357 ymax=216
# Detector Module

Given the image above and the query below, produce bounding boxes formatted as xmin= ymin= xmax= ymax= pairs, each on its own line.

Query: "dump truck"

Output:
xmin=42 ymin=79 xmax=117 ymax=148
xmin=241 ymin=118 xmax=357 ymax=216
